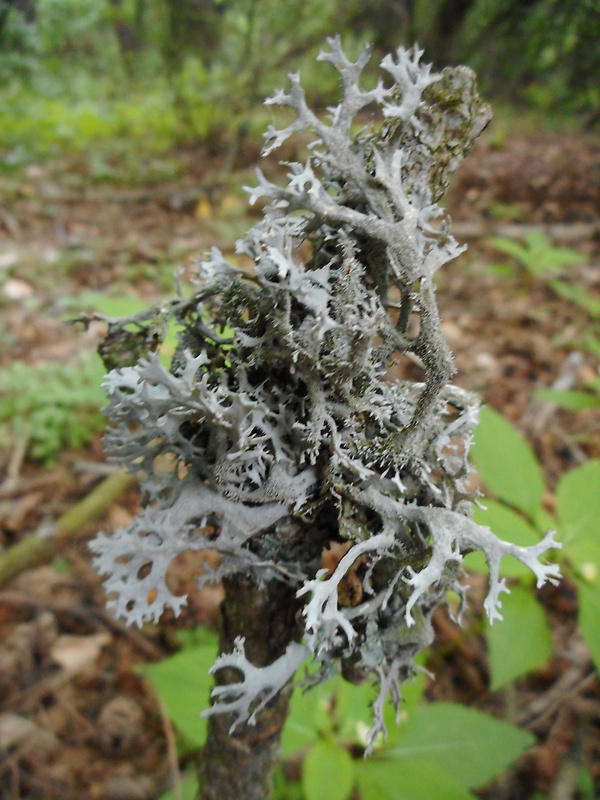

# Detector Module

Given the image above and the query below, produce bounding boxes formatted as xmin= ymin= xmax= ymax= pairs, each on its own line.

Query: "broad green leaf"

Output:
xmin=564 ymin=540 xmax=600 ymax=582
xmin=282 ymin=676 xmax=340 ymax=757
xmin=576 ymin=578 xmax=600 ymax=673
xmin=464 ymin=501 xmax=541 ymax=580
xmin=471 ymin=407 xmax=545 ymax=518
xmin=383 ymin=703 xmax=534 ymax=788
xmin=281 ymin=696 xmax=322 ymax=757
xmin=356 ymin=757 xmax=476 ymax=800
xmin=159 ymin=773 xmax=199 ymax=800
xmin=532 ymin=506 xmax=556 ymax=535
xmin=137 ymin=637 xmax=218 ymax=747
xmin=486 ymin=586 xmax=553 ymax=690
xmin=335 ymin=678 xmax=376 ymax=743
xmin=302 ymin=740 xmax=355 ymax=800
xmin=556 ymin=460 xmax=600 ymax=547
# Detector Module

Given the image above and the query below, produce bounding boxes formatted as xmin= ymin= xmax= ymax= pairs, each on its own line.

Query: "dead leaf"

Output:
xmin=3 ymin=278 xmax=33 ymax=300
xmin=50 ymin=632 xmax=111 ymax=673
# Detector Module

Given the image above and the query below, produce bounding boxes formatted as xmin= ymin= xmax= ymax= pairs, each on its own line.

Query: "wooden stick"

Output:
xmin=0 ymin=470 xmax=136 ymax=589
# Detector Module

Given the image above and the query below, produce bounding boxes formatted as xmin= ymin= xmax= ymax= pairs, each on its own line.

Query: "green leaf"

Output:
xmin=555 ymin=460 xmax=600 ymax=578
xmin=464 ymin=501 xmax=541 ymax=580
xmin=356 ymin=757 xmax=476 ymax=800
xmin=534 ymin=389 xmax=600 ymax=410
xmin=556 ymin=460 xmax=600 ymax=547
xmin=137 ymin=636 xmax=218 ymax=747
xmin=334 ymin=678 xmax=377 ymax=744
xmin=383 ymin=703 xmax=534 ymax=788
xmin=159 ymin=773 xmax=199 ymax=800
xmin=471 ymin=407 xmax=545 ymax=518
xmin=302 ymin=740 xmax=355 ymax=800
xmin=281 ymin=700 xmax=321 ymax=757
xmin=283 ymin=659 xmax=427 ymax=756
xmin=75 ymin=289 xmax=150 ymax=319
xmin=486 ymin=586 xmax=553 ymax=690
xmin=281 ymin=676 xmax=337 ymax=757
xmin=576 ymin=578 xmax=600 ymax=673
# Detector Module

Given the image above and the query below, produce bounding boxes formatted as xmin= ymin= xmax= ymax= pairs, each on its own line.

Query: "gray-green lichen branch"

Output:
xmin=91 ymin=36 xmax=560 ymax=754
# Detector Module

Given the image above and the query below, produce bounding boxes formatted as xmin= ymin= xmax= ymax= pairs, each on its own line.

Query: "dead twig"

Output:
xmin=0 ymin=470 xmax=136 ymax=589
xmin=152 ymin=685 xmax=184 ymax=800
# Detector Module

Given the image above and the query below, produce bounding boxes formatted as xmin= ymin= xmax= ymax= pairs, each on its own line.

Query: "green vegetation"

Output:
xmin=138 ymin=631 xmax=534 ymax=800
xmin=486 ymin=232 xmax=587 ymax=279
xmin=467 ymin=407 xmax=600 ymax=686
xmin=0 ymin=0 xmax=597 ymax=168
xmin=0 ymin=350 xmax=106 ymax=464
xmin=535 ymin=378 xmax=600 ymax=412
xmin=1 ymin=5 xmax=598 ymax=798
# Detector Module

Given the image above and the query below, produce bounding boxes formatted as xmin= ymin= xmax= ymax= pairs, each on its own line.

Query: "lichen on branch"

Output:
xmin=91 ymin=36 xmax=561 ymax=752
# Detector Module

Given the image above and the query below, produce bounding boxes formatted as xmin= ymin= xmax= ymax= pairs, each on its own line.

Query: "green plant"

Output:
xmin=0 ymin=350 xmax=106 ymax=464
xmin=140 ymin=633 xmax=534 ymax=800
xmin=465 ymin=406 xmax=600 ymax=688
xmin=486 ymin=231 xmax=587 ymax=278
xmin=548 ymin=280 xmax=600 ymax=320
xmin=535 ymin=375 xmax=600 ymax=411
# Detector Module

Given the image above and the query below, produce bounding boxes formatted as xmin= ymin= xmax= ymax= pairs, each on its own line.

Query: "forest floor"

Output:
xmin=0 ymin=120 xmax=599 ymax=799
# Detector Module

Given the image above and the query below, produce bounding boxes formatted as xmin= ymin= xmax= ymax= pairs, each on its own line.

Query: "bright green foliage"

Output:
xmin=556 ymin=460 xmax=600 ymax=551
xmin=357 ymin=759 xmax=476 ymax=800
xmin=469 ymin=407 xmax=600 ymax=678
xmin=0 ymin=350 xmax=106 ymax=464
xmin=281 ymin=672 xmax=384 ymax=759
xmin=486 ymin=232 xmax=587 ymax=278
xmin=577 ymin=581 xmax=600 ymax=675
xmin=302 ymin=741 xmax=354 ymax=800
xmin=146 ymin=634 xmax=533 ymax=800
xmin=470 ymin=407 xmax=545 ymax=519
xmin=378 ymin=703 xmax=533 ymax=789
xmin=1 ymin=0 xmax=595 ymax=167
xmin=136 ymin=630 xmax=219 ymax=750
xmin=485 ymin=586 xmax=553 ymax=690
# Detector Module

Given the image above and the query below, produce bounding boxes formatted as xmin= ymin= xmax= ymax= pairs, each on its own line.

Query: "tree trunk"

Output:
xmin=196 ymin=574 xmax=303 ymax=800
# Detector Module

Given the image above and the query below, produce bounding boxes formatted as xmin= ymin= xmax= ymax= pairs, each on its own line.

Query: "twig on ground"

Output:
xmin=152 ymin=686 xmax=184 ymax=800
xmin=0 ymin=470 xmax=136 ymax=589
xmin=0 ymin=428 xmax=30 ymax=494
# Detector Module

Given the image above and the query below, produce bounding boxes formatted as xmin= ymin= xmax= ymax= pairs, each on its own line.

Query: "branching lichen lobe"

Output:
xmin=91 ymin=37 xmax=561 ymax=788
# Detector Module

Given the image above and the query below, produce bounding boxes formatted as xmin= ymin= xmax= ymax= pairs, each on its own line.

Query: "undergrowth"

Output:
xmin=0 ymin=350 xmax=106 ymax=464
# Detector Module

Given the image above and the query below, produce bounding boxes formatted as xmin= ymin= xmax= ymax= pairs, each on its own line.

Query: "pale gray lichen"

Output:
xmin=90 ymin=37 xmax=561 ymax=753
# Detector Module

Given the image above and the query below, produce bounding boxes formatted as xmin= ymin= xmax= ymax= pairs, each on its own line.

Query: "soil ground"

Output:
xmin=0 ymin=122 xmax=599 ymax=799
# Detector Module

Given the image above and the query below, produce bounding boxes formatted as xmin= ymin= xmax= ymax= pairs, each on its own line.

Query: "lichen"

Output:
xmin=91 ymin=37 xmax=560 ymax=752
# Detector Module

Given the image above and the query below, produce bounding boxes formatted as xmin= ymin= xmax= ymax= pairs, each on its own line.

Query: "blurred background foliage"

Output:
xmin=0 ymin=0 xmax=598 ymax=163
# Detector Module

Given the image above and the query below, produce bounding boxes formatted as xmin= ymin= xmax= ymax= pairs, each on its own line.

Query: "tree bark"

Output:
xmin=196 ymin=574 xmax=303 ymax=800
